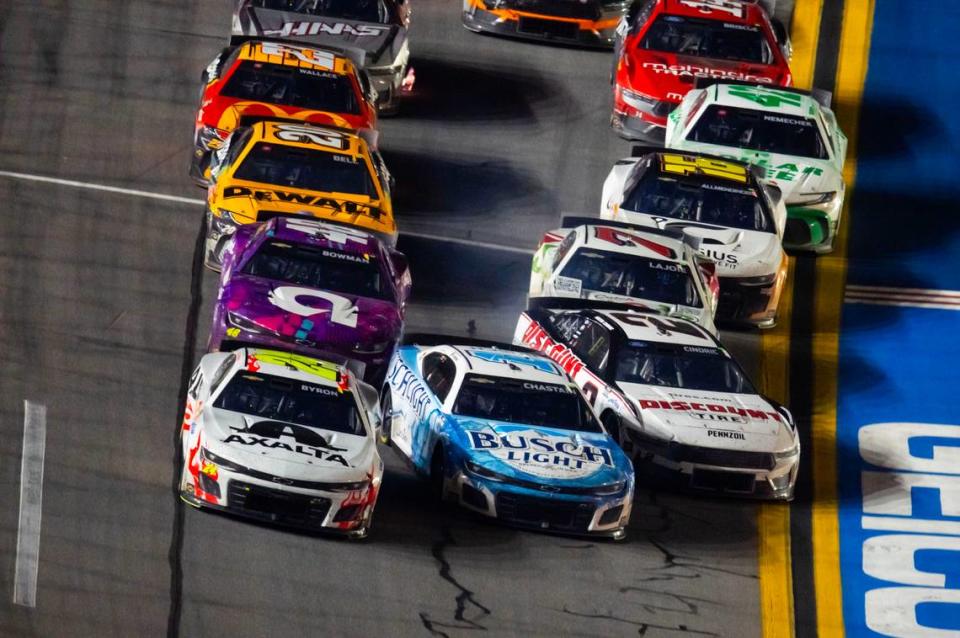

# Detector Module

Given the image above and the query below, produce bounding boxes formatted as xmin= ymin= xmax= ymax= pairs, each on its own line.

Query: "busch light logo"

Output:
xmin=468 ymin=429 xmax=613 ymax=479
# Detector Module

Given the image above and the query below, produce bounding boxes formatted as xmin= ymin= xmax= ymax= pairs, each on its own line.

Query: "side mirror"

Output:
xmin=356 ymin=380 xmax=383 ymax=435
xmin=763 ymin=181 xmax=783 ymax=206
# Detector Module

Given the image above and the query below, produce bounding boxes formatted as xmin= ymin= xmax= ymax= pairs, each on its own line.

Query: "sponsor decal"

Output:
xmin=636 ymin=398 xmax=782 ymax=422
xmin=267 ymin=286 xmax=359 ymax=327
xmin=322 ymin=249 xmax=369 ymax=263
xmin=699 ymin=414 xmax=748 ymax=427
xmin=387 ymin=358 xmax=433 ymax=420
xmin=642 ymin=62 xmax=773 ymax=84
xmin=223 ymin=421 xmax=350 ymax=466
xmin=593 ymin=226 xmax=676 ymax=258
xmin=468 ymin=429 xmax=613 ymax=479
xmin=522 ymin=382 xmax=573 ymax=394
xmin=553 ymin=275 xmax=582 ymax=296
xmin=272 ymin=123 xmax=345 ymax=149
xmin=521 ymin=322 xmax=588 ymax=379
xmin=285 ymin=218 xmax=369 ymax=244
xmin=660 ymin=153 xmax=748 ymax=183
xmin=265 ymin=21 xmax=390 ymax=39
xmin=726 ymin=85 xmax=803 ymax=108
xmin=705 ymin=426 xmax=747 ymax=438
xmin=223 ymin=186 xmax=378 ymax=217
xmin=701 ymin=249 xmax=738 ymax=265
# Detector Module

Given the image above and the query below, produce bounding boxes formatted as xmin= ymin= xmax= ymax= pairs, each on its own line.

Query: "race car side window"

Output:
xmin=552 ymin=232 xmax=578 ymax=271
xmin=569 ymin=319 xmax=611 ymax=373
xmin=210 ymin=354 xmax=238 ymax=395
xmin=629 ymin=0 xmax=657 ymax=31
xmin=422 ymin=353 xmax=456 ymax=402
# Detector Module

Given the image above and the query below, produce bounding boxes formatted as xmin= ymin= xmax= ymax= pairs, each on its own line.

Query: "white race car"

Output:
xmin=529 ymin=217 xmax=720 ymax=335
xmin=665 ymin=80 xmax=847 ymax=253
xmin=515 ymin=301 xmax=799 ymax=500
xmin=179 ymin=348 xmax=384 ymax=538
xmin=601 ymin=149 xmax=788 ymax=328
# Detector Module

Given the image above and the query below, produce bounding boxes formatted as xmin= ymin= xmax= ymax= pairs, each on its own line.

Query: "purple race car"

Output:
xmin=209 ymin=217 xmax=411 ymax=381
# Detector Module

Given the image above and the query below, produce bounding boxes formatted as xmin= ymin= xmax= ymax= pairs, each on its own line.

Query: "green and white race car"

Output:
xmin=665 ymin=81 xmax=847 ymax=253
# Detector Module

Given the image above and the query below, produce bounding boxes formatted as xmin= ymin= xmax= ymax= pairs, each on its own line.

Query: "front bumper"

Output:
xmin=784 ymin=202 xmax=840 ymax=254
xmin=610 ymin=110 xmax=666 ymax=144
xmin=623 ymin=432 xmax=797 ymax=500
xmin=716 ymin=274 xmax=783 ymax=329
xmin=181 ymin=463 xmax=378 ymax=537
xmin=462 ymin=7 xmax=616 ymax=48
xmin=447 ymin=469 xmax=632 ymax=539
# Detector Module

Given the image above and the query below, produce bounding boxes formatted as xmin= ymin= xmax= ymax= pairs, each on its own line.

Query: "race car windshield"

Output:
xmin=221 ymin=61 xmax=359 ymax=114
xmin=616 ymin=342 xmax=755 ymax=394
xmin=622 ymin=172 xmax=772 ymax=232
xmin=640 ymin=15 xmax=772 ymax=64
xmin=453 ymin=375 xmax=602 ymax=433
xmin=214 ymin=371 xmax=364 ymax=435
xmin=250 ymin=0 xmax=393 ymax=23
xmin=689 ymin=105 xmax=830 ymax=159
xmin=242 ymin=240 xmax=391 ymax=300
xmin=560 ymin=250 xmax=703 ymax=308
xmin=234 ymin=143 xmax=376 ymax=196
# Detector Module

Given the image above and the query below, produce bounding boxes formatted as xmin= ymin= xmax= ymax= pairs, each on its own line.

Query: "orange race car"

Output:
xmin=461 ymin=0 xmax=628 ymax=48
xmin=204 ymin=120 xmax=395 ymax=270
xmin=191 ymin=40 xmax=378 ymax=186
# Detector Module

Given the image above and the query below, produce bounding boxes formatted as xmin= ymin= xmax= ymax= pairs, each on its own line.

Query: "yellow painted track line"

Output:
xmin=789 ymin=0 xmax=825 ymax=90
xmin=811 ymin=1 xmax=878 ymax=636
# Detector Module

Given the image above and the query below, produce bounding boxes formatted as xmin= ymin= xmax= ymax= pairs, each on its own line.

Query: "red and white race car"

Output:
xmin=611 ymin=0 xmax=792 ymax=142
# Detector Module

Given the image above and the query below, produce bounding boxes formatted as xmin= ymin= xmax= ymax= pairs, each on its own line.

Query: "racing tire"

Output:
xmin=429 ymin=445 xmax=446 ymax=503
xmin=379 ymin=391 xmax=392 ymax=446
xmin=603 ymin=413 xmax=622 ymax=447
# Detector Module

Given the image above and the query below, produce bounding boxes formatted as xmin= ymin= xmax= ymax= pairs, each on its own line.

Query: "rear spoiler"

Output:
xmin=628 ymin=146 xmax=767 ymax=180
xmin=561 ymin=215 xmax=683 ymax=241
xmin=526 ymin=296 xmax=661 ymax=315
xmin=402 ymin=333 xmax=535 ymax=354
xmin=692 ymin=77 xmax=833 ymax=109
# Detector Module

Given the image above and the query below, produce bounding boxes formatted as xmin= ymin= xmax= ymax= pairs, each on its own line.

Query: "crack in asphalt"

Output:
xmin=419 ymin=527 xmax=491 ymax=636
xmin=166 ymin=215 xmax=206 ymax=638
xmin=617 ymin=587 xmax=717 ymax=616
xmin=560 ymin=607 xmax=720 ymax=637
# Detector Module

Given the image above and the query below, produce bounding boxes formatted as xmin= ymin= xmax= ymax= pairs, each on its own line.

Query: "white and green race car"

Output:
xmin=665 ymin=81 xmax=847 ymax=253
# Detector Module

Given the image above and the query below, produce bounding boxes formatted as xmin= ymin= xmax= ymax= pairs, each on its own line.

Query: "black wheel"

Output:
xmin=378 ymin=391 xmax=392 ymax=445
xmin=429 ymin=446 xmax=446 ymax=502
xmin=603 ymin=413 xmax=622 ymax=447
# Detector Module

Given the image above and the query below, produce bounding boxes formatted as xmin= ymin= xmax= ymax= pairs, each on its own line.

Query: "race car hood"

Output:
xmin=220 ymin=273 xmax=401 ymax=351
xmin=201 ymin=408 xmax=375 ymax=480
xmin=617 ymin=383 xmax=793 ymax=452
xmin=615 ymin=214 xmax=781 ymax=278
xmin=454 ymin=419 xmax=631 ymax=486
xmin=568 ymin=288 xmax=712 ymax=329
xmin=625 ymin=51 xmax=786 ymax=104
xmin=235 ymin=8 xmax=399 ymax=67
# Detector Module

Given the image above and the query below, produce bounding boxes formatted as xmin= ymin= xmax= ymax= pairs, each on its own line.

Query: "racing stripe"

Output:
xmin=788 ymin=0 xmax=824 ymax=90
xmin=811 ymin=1 xmax=876 ymax=636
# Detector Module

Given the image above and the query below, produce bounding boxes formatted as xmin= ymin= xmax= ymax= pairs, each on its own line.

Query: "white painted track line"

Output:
xmin=0 ymin=170 xmax=534 ymax=255
xmin=13 ymin=400 xmax=47 ymax=608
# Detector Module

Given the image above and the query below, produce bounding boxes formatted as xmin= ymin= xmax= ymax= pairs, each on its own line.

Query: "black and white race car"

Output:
xmin=231 ymin=0 xmax=413 ymax=114
xmin=514 ymin=300 xmax=799 ymax=500
xmin=179 ymin=347 xmax=384 ymax=537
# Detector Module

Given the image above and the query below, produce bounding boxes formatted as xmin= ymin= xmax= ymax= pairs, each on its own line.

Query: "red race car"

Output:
xmin=191 ymin=40 xmax=378 ymax=185
xmin=611 ymin=0 xmax=791 ymax=143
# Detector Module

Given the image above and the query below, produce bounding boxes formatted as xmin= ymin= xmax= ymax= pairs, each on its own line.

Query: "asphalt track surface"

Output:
xmin=0 ymin=2 xmax=782 ymax=636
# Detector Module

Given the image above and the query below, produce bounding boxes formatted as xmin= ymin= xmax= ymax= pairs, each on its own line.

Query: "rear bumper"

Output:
xmin=462 ymin=7 xmax=616 ymax=48
xmin=610 ymin=111 xmax=666 ymax=144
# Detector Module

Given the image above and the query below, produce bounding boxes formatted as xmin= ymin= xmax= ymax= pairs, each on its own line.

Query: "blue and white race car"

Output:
xmin=380 ymin=336 xmax=635 ymax=539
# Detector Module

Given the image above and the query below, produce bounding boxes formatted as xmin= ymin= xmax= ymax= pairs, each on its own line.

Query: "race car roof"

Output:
xmin=268 ymin=217 xmax=382 ymax=256
xmin=443 ymin=345 xmax=568 ymax=384
xmin=709 ymin=83 xmax=821 ymax=118
xmin=661 ymin=0 xmax=765 ymax=25
xmin=237 ymin=40 xmax=357 ymax=76
xmin=576 ymin=224 xmax=686 ymax=262
xmin=238 ymin=348 xmax=348 ymax=388
xmin=252 ymin=121 xmax=366 ymax=157
xmin=590 ymin=308 xmax=720 ymax=347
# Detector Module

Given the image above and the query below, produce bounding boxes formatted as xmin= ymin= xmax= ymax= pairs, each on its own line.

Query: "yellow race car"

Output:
xmin=204 ymin=120 xmax=395 ymax=270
